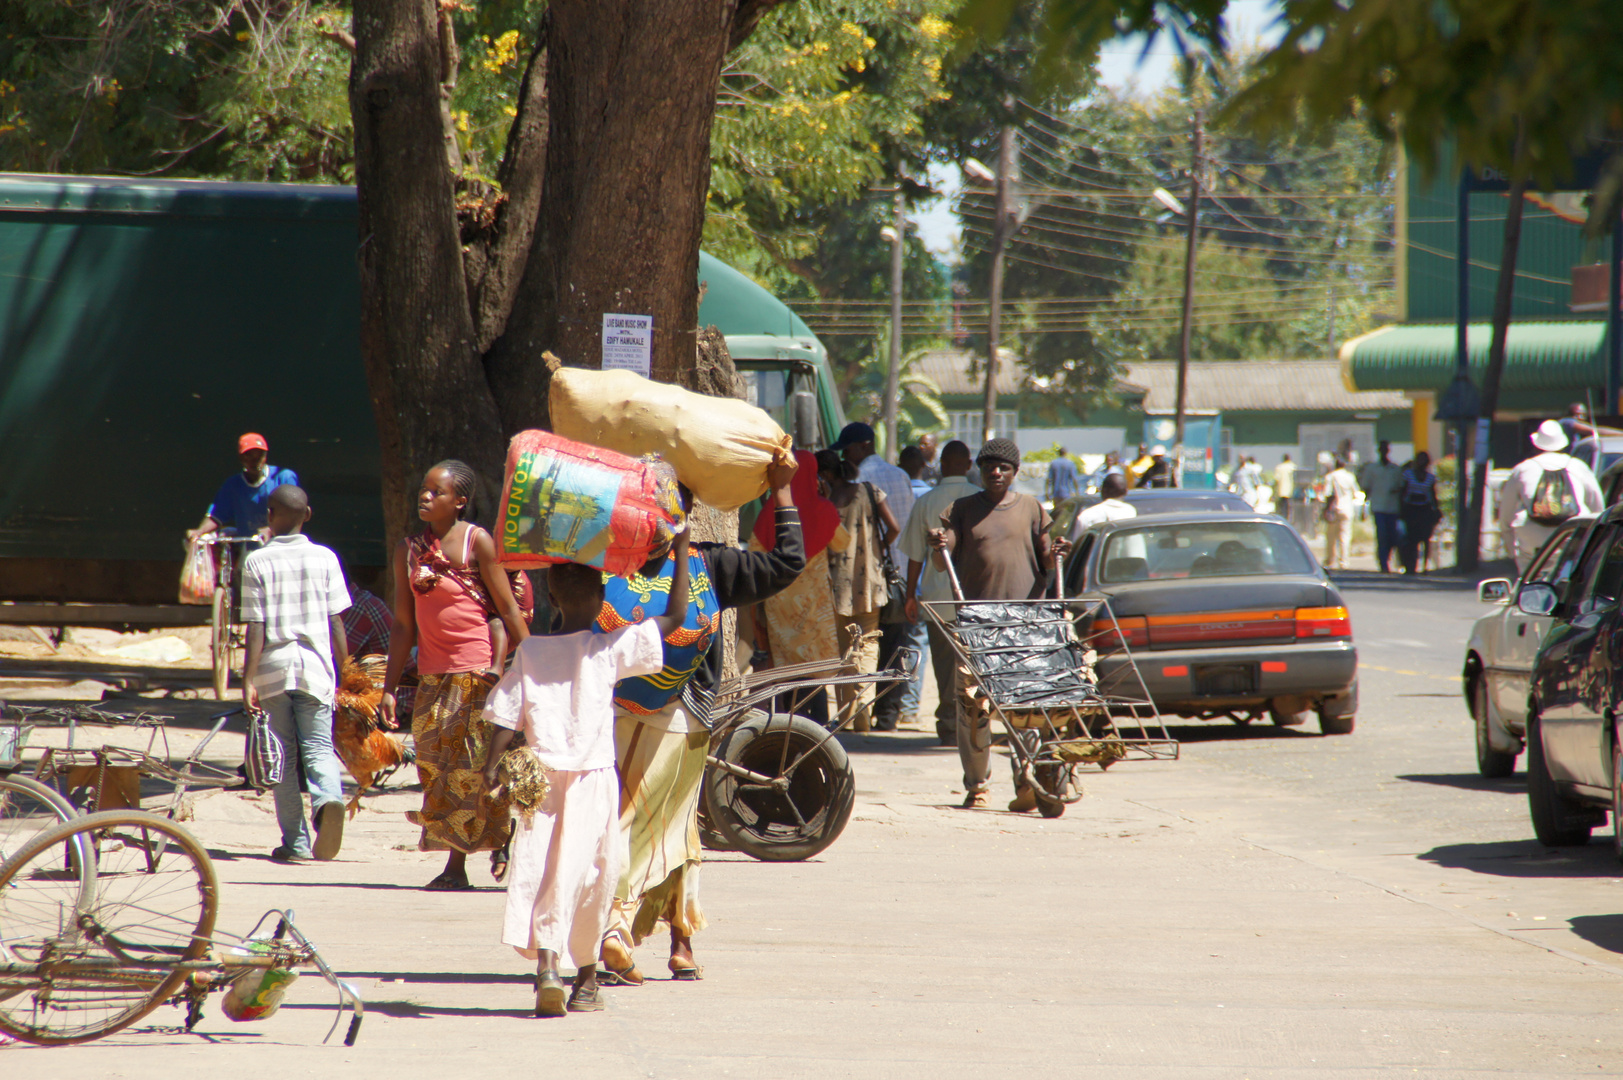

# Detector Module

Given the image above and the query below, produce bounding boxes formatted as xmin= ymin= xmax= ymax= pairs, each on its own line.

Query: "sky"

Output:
xmin=912 ymin=0 xmax=1283 ymax=256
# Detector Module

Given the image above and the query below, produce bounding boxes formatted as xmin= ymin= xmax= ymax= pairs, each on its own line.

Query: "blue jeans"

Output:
xmin=263 ymin=689 xmax=344 ymax=857
xmin=1372 ymin=511 xmax=1400 ymax=571
xmin=895 ymin=620 xmax=930 ymax=716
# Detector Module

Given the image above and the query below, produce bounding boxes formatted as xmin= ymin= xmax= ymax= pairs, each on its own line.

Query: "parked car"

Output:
xmin=1462 ymin=517 xmax=1593 ymax=777
xmin=1064 ymin=511 xmax=1357 ymax=734
xmin=1522 ymin=502 xmax=1623 ymax=855
xmin=1123 ymin=489 xmax=1253 ymax=515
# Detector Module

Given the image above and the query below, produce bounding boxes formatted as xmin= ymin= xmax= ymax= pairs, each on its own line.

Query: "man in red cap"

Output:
xmin=188 ymin=433 xmax=300 ymax=543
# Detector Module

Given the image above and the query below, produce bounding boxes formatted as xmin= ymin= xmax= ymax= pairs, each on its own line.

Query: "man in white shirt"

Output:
xmin=1498 ymin=419 xmax=1605 ymax=573
xmin=1070 ymin=473 xmax=1136 ymax=541
xmin=901 ymin=440 xmax=978 ymax=745
xmin=1322 ymin=458 xmax=1361 ymax=570
xmin=834 ymin=422 xmax=917 ymax=731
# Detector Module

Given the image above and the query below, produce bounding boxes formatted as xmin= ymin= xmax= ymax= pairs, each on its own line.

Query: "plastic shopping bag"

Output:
xmin=178 ymin=537 xmax=217 ymax=605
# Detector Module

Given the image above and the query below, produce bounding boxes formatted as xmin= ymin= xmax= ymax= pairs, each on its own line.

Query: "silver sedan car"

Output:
xmin=1462 ymin=516 xmax=1593 ymax=776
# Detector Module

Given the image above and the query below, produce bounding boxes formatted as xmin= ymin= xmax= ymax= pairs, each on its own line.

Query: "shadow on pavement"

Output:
xmin=1417 ymin=839 xmax=1620 ymax=878
xmin=1330 ymin=568 xmax=1510 ymax=593
xmin=298 ymin=999 xmax=534 ymax=1020
xmin=1163 ymin=722 xmax=1321 ymax=743
xmin=1566 ymin=914 xmax=1623 ymax=955
xmin=1398 ymin=773 xmax=1524 ymax=794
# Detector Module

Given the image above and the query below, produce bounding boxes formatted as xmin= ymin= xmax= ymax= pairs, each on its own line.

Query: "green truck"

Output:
xmin=0 ymin=173 xmax=841 ymax=621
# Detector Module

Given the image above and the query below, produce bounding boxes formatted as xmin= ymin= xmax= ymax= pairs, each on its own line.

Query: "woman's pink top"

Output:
xmin=411 ymin=527 xmax=493 ymax=675
xmin=414 ymin=575 xmax=492 ymax=674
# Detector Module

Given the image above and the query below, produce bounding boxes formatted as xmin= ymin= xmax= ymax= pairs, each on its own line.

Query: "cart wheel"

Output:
xmin=0 ymin=810 xmax=218 ymax=1045
xmin=705 ymin=712 xmax=854 ymax=862
xmin=210 ymin=586 xmax=232 ymax=701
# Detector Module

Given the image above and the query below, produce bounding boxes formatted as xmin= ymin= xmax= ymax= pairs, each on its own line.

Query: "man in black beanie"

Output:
xmin=927 ymin=438 xmax=1069 ymax=812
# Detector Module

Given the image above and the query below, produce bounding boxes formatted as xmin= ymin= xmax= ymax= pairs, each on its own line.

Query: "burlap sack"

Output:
xmin=546 ymin=353 xmax=793 ymax=512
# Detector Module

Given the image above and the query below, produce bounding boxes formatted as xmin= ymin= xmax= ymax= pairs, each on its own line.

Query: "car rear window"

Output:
xmin=1098 ymin=521 xmax=1315 ymax=582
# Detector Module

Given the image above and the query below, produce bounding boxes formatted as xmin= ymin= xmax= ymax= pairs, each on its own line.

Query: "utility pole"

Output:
xmin=882 ymin=190 xmax=905 ymax=457
xmin=1173 ymin=112 xmax=1203 ymax=487
xmin=981 ymin=122 xmax=1015 ymax=444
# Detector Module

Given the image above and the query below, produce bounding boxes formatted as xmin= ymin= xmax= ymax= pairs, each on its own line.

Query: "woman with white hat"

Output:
xmin=1496 ymin=419 xmax=1605 ymax=573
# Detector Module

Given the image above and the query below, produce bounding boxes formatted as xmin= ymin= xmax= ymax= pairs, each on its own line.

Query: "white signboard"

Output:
xmin=601 ymin=313 xmax=653 ymax=377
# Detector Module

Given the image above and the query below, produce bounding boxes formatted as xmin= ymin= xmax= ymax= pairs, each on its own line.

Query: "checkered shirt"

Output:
xmin=857 ymin=455 xmax=916 ymax=573
xmin=241 ymin=534 xmax=351 ymax=704
xmin=342 ymin=588 xmax=393 ymax=659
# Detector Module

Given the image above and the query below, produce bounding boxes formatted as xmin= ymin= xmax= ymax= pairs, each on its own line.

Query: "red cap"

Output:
xmin=238 ymin=432 xmax=269 ymax=454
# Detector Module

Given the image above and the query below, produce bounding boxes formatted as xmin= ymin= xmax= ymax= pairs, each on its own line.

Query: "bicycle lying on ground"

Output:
xmin=0 ymin=809 xmax=363 ymax=1046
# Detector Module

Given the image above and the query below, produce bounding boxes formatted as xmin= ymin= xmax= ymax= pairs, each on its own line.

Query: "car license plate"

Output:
xmin=1194 ymin=663 xmax=1257 ymax=695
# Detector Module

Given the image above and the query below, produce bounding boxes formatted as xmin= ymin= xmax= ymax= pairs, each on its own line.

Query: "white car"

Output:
xmin=1463 ymin=517 xmax=1594 ymax=776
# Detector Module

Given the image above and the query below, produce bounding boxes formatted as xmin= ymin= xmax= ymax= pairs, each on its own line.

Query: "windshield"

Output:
xmin=1098 ymin=520 xmax=1315 ymax=583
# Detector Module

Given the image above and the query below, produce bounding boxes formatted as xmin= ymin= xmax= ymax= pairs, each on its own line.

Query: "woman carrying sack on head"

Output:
xmin=814 ymin=448 xmax=900 ymax=732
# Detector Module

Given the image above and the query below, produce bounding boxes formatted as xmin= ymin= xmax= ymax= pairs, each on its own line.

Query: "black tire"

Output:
xmin=1527 ymin=713 xmax=1593 ymax=847
xmin=1319 ymin=708 xmax=1355 ymax=735
xmin=1612 ymin=739 xmax=1623 ymax=867
xmin=1473 ymin=677 xmax=1517 ymax=778
xmin=210 ymin=586 xmax=231 ymax=701
xmin=694 ymin=780 xmax=732 ymax=852
xmin=706 ymin=712 xmax=854 ymax=862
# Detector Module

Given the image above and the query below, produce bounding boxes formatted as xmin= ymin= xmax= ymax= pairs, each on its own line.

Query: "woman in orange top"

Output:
xmin=380 ymin=460 xmax=533 ymax=890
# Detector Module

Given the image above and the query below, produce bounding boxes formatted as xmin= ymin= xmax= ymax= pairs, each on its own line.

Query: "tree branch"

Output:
xmin=728 ymin=0 xmax=792 ymax=53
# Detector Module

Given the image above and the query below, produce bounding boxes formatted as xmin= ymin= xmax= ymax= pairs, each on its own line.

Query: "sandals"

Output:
xmin=491 ymin=824 xmax=514 ymax=883
xmin=668 ymin=956 xmax=704 ymax=982
xmin=599 ymin=936 xmax=644 ymax=986
xmin=424 ymin=870 xmax=472 ymax=891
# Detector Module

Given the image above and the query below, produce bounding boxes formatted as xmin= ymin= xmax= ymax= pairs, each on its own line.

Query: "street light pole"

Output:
xmin=882 ymin=190 xmax=905 ymax=457
xmin=1173 ymin=111 xmax=1203 ymax=487
xmin=981 ymin=123 xmax=1015 ymax=444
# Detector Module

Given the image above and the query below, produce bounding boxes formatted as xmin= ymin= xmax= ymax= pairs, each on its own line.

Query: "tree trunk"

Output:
xmin=1464 ymin=128 xmax=1530 ymax=572
xmin=351 ymin=0 xmax=508 ymax=539
xmin=351 ymin=0 xmax=790 ymax=551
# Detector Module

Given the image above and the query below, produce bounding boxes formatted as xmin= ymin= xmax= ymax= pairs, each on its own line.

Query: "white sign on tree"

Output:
xmin=601 ymin=313 xmax=653 ymax=377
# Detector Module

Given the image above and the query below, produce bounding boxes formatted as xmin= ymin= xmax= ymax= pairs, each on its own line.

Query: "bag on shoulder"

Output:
xmin=1528 ymin=465 xmax=1580 ymax=527
xmin=866 ymin=483 xmax=908 ymax=624
xmin=244 ymin=706 xmax=285 ymax=791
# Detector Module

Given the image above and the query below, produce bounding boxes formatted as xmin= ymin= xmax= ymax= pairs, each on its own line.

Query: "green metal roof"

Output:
xmin=1341 ymin=321 xmax=1608 ymax=393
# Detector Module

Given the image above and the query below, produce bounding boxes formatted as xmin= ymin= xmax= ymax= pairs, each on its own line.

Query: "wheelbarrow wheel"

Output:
xmin=706 ymin=712 xmax=854 ymax=862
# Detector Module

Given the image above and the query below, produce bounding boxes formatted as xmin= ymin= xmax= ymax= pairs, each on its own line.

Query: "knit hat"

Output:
xmin=976 ymin=438 xmax=1021 ymax=468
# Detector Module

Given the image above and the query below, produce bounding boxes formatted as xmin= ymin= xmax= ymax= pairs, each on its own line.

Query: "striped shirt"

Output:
xmin=241 ymin=534 xmax=351 ymax=703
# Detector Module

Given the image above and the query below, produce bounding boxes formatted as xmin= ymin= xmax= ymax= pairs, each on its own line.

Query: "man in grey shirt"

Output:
xmin=1357 ymin=442 xmax=1404 ymax=573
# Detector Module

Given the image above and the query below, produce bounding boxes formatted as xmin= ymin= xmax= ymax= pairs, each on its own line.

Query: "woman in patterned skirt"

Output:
xmin=379 ymin=460 xmax=532 ymax=890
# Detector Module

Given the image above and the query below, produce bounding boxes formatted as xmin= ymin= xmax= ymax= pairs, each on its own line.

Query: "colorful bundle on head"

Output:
xmin=498 ymin=746 xmax=552 ymax=822
xmin=496 ymin=429 xmax=686 ymax=577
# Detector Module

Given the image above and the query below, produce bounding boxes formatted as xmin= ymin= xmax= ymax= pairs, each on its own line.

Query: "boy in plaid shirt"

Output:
xmin=242 ymin=485 xmax=351 ymax=862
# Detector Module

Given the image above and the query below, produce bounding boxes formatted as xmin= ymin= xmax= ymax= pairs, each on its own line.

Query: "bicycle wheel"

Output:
xmin=706 ymin=712 xmax=854 ymax=862
xmin=210 ymin=586 xmax=231 ymax=700
xmin=0 ymin=810 xmax=218 ymax=1045
xmin=0 ymin=774 xmax=77 ymax=865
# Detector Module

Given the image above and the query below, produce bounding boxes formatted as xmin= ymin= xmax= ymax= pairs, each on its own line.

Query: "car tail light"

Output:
xmin=1295 ymin=606 xmax=1351 ymax=639
xmin=1089 ymin=616 xmax=1149 ymax=650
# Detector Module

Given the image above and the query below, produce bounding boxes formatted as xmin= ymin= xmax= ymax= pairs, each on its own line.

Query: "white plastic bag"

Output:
xmin=178 ymin=537 xmax=216 ymax=605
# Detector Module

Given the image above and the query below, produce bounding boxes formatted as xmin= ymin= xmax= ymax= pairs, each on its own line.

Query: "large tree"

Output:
xmin=349 ymin=0 xmax=788 ymax=543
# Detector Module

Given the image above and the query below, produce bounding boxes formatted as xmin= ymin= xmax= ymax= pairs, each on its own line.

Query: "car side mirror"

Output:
xmin=1478 ymin=578 xmax=1511 ymax=603
xmin=1516 ymin=582 xmax=1559 ymax=616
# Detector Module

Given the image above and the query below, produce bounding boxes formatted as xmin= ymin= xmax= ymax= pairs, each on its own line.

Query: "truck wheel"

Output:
xmin=1527 ymin=713 xmax=1593 ymax=847
xmin=1473 ymin=677 xmax=1517 ymax=778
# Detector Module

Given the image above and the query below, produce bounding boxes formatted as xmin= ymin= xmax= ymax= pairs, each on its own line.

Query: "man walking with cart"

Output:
xmin=927 ymin=439 xmax=1069 ymax=811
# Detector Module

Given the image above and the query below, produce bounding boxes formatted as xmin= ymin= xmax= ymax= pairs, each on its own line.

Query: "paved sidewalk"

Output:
xmin=9 ymin=721 xmax=1615 ymax=1078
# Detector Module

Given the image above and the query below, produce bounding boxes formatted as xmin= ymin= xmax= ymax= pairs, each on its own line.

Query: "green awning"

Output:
xmin=1341 ymin=321 xmax=1608 ymax=393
